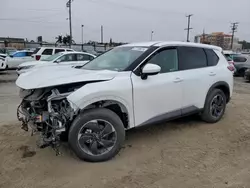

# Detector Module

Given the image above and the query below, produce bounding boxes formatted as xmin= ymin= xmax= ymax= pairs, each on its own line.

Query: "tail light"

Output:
xmin=227 ymin=65 xmax=235 ymax=72
xmin=35 ymin=55 xmax=41 ymax=61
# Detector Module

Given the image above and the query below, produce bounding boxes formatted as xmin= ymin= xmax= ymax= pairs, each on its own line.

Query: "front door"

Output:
xmin=131 ymin=47 xmax=183 ymax=126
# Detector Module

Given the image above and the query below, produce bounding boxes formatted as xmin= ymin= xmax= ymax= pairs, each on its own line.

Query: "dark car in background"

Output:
xmin=224 ymin=52 xmax=250 ymax=77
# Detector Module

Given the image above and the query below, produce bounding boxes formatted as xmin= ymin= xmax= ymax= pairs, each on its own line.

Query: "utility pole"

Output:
xmin=151 ymin=31 xmax=154 ymax=41
xmin=66 ymin=0 xmax=73 ymax=48
xmin=202 ymin=28 xmax=206 ymax=43
xmin=81 ymin=24 xmax=84 ymax=51
xmin=101 ymin=25 xmax=103 ymax=43
xmin=230 ymin=22 xmax=239 ymax=50
xmin=185 ymin=14 xmax=193 ymax=42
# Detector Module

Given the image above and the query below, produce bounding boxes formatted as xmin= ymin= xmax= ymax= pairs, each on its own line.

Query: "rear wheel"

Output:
xmin=69 ymin=108 xmax=125 ymax=162
xmin=201 ymin=89 xmax=227 ymax=123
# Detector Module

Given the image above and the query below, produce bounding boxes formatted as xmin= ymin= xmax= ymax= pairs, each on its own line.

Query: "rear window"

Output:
xmin=55 ymin=49 xmax=65 ymax=54
xmin=32 ymin=48 xmax=41 ymax=55
xmin=205 ymin=49 xmax=219 ymax=66
xmin=26 ymin=51 xmax=33 ymax=56
xmin=233 ymin=56 xmax=247 ymax=63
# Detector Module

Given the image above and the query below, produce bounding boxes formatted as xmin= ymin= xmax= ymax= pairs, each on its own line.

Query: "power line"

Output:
xmin=230 ymin=22 xmax=239 ymax=49
xmin=0 ymin=18 xmax=66 ymax=24
xmin=185 ymin=14 xmax=193 ymax=42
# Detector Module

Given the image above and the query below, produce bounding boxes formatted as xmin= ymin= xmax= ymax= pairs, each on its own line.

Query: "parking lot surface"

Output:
xmin=1 ymin=71 xmax=250 ymax=188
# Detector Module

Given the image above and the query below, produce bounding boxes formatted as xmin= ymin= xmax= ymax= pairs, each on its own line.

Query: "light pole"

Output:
xmin=81 ymin=24 xmax=84 ymax=51
xmin=151 ymin=31 xmax=154 ymax=41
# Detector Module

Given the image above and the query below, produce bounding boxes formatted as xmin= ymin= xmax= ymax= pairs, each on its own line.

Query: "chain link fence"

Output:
xmin=0 ymin=41 xmax=121 ymax=54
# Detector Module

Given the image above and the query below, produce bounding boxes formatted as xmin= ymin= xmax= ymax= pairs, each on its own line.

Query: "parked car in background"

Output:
xmin=6 ymin=50 xmax=34 ymax=69
xmin=224 ymin=55 xmax=235 ymax=73
xmin=231 ymin=54 xmax=250 ymax=76
xmin=0 ymin=47 xmax=17 ymax=55
xmin=16 ymin=41 xmax=233 ymax=162
xmin=32 ymin=47 xmax=74 ymax=61
xmin=0 ymin=57 xmax=7 ymax=71
xmin=17 ymin=51 xmax=96 ymax=75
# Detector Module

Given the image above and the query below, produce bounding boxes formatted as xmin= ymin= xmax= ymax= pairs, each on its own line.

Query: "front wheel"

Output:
xmin=201 ymin=89 xmax=227 ymax=123
xmin=69 ymin=108 xmax=125 ymax=162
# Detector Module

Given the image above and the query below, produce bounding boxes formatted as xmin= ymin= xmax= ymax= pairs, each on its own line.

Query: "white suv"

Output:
xmin=16 ymin=41 xmax=233 ymax=162
xmin=31 ymin=47 xmax=74 ymax=60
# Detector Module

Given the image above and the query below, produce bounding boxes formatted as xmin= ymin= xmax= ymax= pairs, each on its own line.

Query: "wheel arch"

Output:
xmin=79 ymin=97 xmax=133 ymax=129
xmin=205 ymin=81 xmax=230 ymax=104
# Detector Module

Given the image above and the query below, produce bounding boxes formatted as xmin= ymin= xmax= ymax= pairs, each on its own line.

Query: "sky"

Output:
xmin=0 ymin=0 xmax=249 ymax=43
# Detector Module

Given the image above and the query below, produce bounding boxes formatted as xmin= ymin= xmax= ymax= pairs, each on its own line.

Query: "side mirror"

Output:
xmin=141 ymin=64 xmax=161 ymax=80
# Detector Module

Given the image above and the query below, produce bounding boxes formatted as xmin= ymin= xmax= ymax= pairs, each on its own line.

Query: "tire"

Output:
xmin=238 ymin=69 xmax=246 ymax=77
xmin=69 ymin=108 xmax=125 ymax=162
xmin=201 ymin=89 xmax=227 ymax=123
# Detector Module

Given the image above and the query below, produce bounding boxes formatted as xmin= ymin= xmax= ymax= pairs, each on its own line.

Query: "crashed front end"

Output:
xmin=17 ymin=86 xmax=79 ymax=155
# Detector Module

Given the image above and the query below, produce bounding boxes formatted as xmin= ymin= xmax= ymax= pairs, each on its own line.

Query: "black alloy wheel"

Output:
xmin=69 ymin=108 xmax=125 ymax=162
xmin=78 ymin=119 xmax=117 ymax=156
xmin=210 ymin=94 xmax=224 ymax=118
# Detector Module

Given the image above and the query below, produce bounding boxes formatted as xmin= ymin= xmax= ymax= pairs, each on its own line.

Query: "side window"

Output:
xmin=55 ymin=49 xmax=65 ymax=54
xmin=77 ymin=54 xmax=93 ymax=61
xmin=205 ymin=49 xmax=219 ymax=66
xmin=67 ymin=49 xmax=73 ymax=52
xmin=57 ymin=54 xmax=75 ymax=62
xmin=42 ymin=49 xmax=53 ymax=55
xmin=146 ymin=48 xmax=178 ymax=73
xmin=233 ymin=56 xmax=247 ymax=63
xmin=178 ymin=47 xmax=207 ymax=70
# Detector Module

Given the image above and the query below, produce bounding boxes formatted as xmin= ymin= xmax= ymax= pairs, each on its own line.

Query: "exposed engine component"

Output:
xmin=17 ymin=88 xmax=76 ymax=155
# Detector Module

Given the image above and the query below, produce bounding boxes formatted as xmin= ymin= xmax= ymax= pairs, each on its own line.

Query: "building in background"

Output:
xmin=0 ymin=37 xmax=25 ymax=49
xmin=194 ymin=32 xmax=242 ymax=51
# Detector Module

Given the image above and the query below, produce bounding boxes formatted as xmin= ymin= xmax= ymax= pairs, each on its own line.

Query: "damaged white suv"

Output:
xmin=16 ymin=41 xmax=233 ymax=162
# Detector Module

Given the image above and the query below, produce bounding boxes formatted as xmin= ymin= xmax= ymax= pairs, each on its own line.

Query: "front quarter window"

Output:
xmin=82 ymin=46 xmax=148 ymax=71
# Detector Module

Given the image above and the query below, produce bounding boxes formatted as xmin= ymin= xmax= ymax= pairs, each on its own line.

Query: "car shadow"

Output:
xmin=125 ymin=115 xmax=202 ymax=141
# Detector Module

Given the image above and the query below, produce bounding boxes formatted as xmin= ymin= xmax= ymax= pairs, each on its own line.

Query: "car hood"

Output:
xmin=16 ymin=67 xmax=118 ymax=89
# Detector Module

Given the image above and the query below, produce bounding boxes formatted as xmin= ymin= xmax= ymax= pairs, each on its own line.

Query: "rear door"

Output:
xmin=177 ymin=46 xmax=219 ymax=111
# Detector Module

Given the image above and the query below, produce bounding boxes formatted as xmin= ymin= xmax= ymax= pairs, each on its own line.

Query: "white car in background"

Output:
xmin=31 ymin=47 xmax=74 ymax=61
xmin=0 ymin=57 xmax=7 ymax=71
xmin=17 ymin=51 xmax=96 ymax=75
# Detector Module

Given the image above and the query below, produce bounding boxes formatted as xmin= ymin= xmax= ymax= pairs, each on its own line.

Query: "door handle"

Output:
xmin=173 ymin=78 xmax=183 ymax=83
xmin=209 ymin=72 xmax=216 ymax=76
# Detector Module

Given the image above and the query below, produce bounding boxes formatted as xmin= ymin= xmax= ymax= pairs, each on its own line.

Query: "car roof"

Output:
xmin=60 ymin=51 xmax=96 ymax=56
xmin=121 ymin=41 xmax=222 ymax=51
xmin=39 ymin=47 xmax=72 ymax=50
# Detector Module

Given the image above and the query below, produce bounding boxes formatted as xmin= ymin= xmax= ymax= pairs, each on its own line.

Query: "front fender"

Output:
xmin=67 ymin=75 xmax=134 ymax=128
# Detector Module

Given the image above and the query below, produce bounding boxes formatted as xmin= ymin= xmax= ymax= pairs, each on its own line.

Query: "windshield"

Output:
xmin=82 ymin=46 xmax=148 ymax=71
xmin=41 ymin=53 xmax=62 ymax=61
